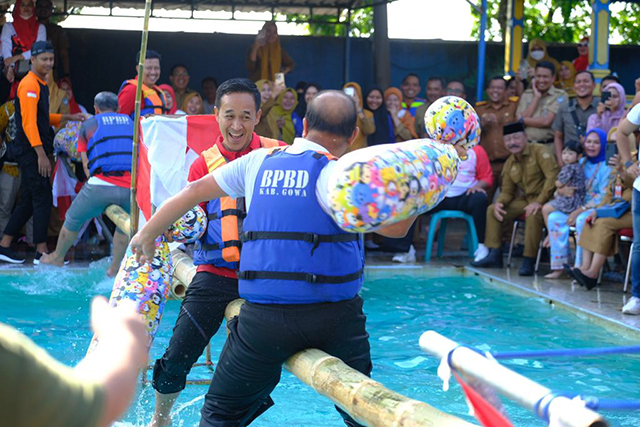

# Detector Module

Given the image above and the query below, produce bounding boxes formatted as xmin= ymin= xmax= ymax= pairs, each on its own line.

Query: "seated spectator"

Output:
xmin=541 ymin=140 xmax=586 ymax=279
xmin=41 ymin=92 xmax=133 ymax=275
xmin=601 ymin=74 xmax=621 ymax=89
xmin=430 ymin=144 xmax=493 ymax=262
xmin=158 ymin=84 xmax=182 ymax=114
xmin=587 ymin=82 xmax=626 ymax=135
xmin=266 ymin=87 xmax=302 ymax=144
xmin=343 ymin=82 xmax=375 ymax=151
xmin=2 ymin=0 xmax=46 ymax=85
xmin=400 ymin=73 xmax=425 ymax=117
xmin=471 ymin=121 xmax=558 ymax=276
xmin=181 ymin=92 xmax=204 ymax=115
xmin=415 ymin=76 xmax=446 ymax=137
xmin=524 ymin=38 xmax=560 ymax=79
xmin=552 ymin=70 xmax=598 ymax=165
xmin=0 ymin=100 xmax=19 ymax=239
xmin=58 ymin=78 xmax=87 ymax=114
xmin=572 ymin=37 xmax=589 ymax=72
xmin=545 ymin=128 xmax=611 ymax=278
xmin=48 ymin=72 xmax=70 ymax=126
xmin=517 ymin=61 xmax=567 ymax=149
xmin=35 ymin=0 xmax=69 ymax=79
xmin=247 ymin=21 xmax=295 ymax=81
xmin=201 ymin=77 xmax=217 ymax=114
xmin=555 ymin=61 xmax=576 ymax=97
xmin=365 ymin=87 xmax=393 ymax=146
xmin=294 ymin=80 xmax=307 ymax=118
xmin=476 ymin=76 xmax=519 ymax=201
xmin=298 ymin=82 xmax=320 ymax=119
xmin=169 ymin=64 xmax=193 ymax=109
xmin=1 ymin=296 xmax=148 ymax=427
xmin=445 ymin=80 xmax=467 ymax=100
xmin=254 ymin=79 xmax=278 ymax=138
xmin=572 ymin=155 xmax=633 ymax=289
xmin=118 ymin=50 xmax=165 ymax=118
xmin=384 ymin=87 xmax=416 ymax=142
xmin=506 ymin=76 xmax=521 ymax=98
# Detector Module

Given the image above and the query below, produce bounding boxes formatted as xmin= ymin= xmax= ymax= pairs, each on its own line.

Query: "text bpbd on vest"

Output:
xmin=259 ymin=169 xmax=309 ymax=197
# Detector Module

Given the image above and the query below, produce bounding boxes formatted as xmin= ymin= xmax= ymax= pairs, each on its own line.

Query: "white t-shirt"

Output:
xmin=0 ymin=22 xmax=46 ymax=60
xmin=627 ymin=103 xmax=640 ymax=191
xmin=212 ymin=138 xmax=336 ymax=215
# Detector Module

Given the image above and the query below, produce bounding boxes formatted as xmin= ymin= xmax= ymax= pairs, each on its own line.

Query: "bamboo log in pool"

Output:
xmin=225 ymin=300 xmax=476 ymax=427
xmin=103 ymin=205 xmax=187 ymax=299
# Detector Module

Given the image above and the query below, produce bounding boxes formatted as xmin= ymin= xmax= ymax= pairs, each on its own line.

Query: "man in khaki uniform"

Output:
xmin=471 ymin=121 xmax=558 ymax=276
xmin=517 ymin=61 xmax=567 ymax=151
xmin=476 ymin=76 xmax=519 ymax=201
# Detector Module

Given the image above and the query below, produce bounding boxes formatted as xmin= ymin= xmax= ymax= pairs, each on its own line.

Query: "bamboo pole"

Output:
xmin=225 ymin=300 xmax=476 ymax=427
xmin=129 ymin=0 xmax=154 ymax=237
xmin=419 ymin=331 xmax=608 ymax=427
xmin=104 ymin=204 xmax=131 ymax=236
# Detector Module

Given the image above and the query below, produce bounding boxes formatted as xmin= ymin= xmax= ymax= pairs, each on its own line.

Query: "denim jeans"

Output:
xmin=631 ymin=189 xmax=640 ymax=298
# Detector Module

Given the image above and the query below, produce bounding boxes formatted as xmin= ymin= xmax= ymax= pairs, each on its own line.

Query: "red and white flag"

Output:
xmin=137 ymin=115 xmax=221 ymax=220
xmin=51 ymin=157 xmax=83 ymax=221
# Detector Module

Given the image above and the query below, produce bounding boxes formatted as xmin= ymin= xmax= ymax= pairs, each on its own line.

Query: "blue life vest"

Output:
xmin=86 ymin=112 xmax=134 ymax=176
xmin=238 ymin=148 xmax=364 ymax=304
xmin=193 ymin=145 xmax=243 ymax=269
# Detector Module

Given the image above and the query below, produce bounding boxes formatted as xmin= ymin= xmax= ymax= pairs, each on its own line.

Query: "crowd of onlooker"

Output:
xmin=1 ymin=11 xmax=640 ymax=309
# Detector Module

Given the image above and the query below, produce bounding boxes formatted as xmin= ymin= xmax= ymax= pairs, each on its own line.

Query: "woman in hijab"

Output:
xmin=384 ymin=87 xmax=416 ymax=142
xmin=158 ymin=84 xmax=181 ymax=114
xmin=343 ymin=82 xmax=375 ymax=152
xmin=254 ymin=79 xmax=277 ymax=138
xmin=1 ymin=0 xmax=46 ymax=84
xmin=58 ymin=78 xmax=87 ymax=115
xmin=295 ymin=82 xmax=321 ymax=119
xmin=365 ymin=87 xmax=393 ymax=146
xmin=545 ymin=128 xmax=611 ymax=280
xmin=266 ymin=87 xmax=303 ymax=144
xmin=587 ymin=82 xmax=626 ymax=135
xmin=525 ymin=39 xmax=560 ymax=79
xmin=555 ymin=60 xmax=576 ymax=97
xmin=247 ymin=21 xmax=295 ymax=82
xmin=181 ymin=92 xmax=204 ymax=115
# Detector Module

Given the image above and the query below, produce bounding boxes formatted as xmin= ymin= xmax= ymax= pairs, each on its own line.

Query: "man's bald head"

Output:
xmin=306 ymin=90 xmax=357 ymax=140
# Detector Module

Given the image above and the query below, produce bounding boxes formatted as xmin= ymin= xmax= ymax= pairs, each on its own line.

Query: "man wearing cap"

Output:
xmin=471 ymin=121 xmax=558 ymax=276
xmin=0 ymin=41 xmax=84 ymax=264
xmin=118 ymin=50 xmax=166 ymax=119
xmin=517 ymin=61 xmax=568 ymax=150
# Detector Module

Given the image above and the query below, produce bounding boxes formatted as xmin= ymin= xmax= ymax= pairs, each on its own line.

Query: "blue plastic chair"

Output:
xmin=424 ymin=210 xmax=478 ymax=262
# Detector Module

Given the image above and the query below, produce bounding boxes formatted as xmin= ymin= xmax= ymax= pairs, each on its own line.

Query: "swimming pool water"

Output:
xmin=1 ymin=262 xmax=639 ymax=426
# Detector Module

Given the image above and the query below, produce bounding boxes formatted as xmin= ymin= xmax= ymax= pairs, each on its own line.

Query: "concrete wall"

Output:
xmin=65 ymin=28 xmax=639 ymax=110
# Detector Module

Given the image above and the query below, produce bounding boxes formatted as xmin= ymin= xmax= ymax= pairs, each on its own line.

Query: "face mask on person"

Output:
xmin=530 ymin=50 xmax=545 ymax=61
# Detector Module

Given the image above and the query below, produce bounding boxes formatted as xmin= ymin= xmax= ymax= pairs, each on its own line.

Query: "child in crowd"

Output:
xmin=542 ymin=140 xmax=586 ymax=278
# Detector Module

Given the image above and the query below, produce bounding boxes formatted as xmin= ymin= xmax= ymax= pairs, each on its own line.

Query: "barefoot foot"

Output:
xmin=39 ymin=252 xmax=65 ymax=267
xmin=544 ymin=270 xmax=564 ymax=279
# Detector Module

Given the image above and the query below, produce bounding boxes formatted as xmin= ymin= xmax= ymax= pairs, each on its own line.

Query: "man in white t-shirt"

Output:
xmin=616 ymin=103 xmax=640 ymax=314
xmin=131 ymin=90 xmax=415 ymax=426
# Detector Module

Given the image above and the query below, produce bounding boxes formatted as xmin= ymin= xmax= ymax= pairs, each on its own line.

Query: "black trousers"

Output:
xmin=430 ymin=191 xmax=488 ymax=243
xmin=153 ymin=271 xmax=240 ymax=394
xmin=3 ymin=150 xmax=52 ymax=244
xmin=199 ymin=296 xmax=372 ymax=427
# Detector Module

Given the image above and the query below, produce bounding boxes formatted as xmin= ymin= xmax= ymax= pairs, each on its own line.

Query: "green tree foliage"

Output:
xmin=283 ymin=6 xmax=373 ymax=37
xmin=470 ymin=0 xmax=640 ymax=44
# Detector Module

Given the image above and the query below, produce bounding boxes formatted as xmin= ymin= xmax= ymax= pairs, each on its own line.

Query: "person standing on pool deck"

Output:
xmin=0 ymin=41 xmax=84 ymax=264
xmin=147 ymin=78 xmax=282 ymax=427
xmin=131 ymin=90 xmax=416 ymax=427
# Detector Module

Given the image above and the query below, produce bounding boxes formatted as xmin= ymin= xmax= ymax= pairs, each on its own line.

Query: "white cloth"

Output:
xmin=627 ymin=103 xmax=640 ymax=191
xmin=445 ymin=147 xmax=478 ymax=198
xmin=87 ymin=176 xmax=116 ymax=187
xmin=213 ymin=137 xmax=335 ymax=214
xmin=0 ymin=22 xmax=46 ymax=60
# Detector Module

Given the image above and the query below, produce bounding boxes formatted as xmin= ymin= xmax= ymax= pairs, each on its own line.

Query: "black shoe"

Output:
xmin=0 ymin=246 xmax=25 ymax=264
xmin=563 ymin=264 xmax=580 ymax=283
xmin=519 ymin=257 xmax=535 ymax=276
xmin=574 ymin=269 xmax=598 ymax=290
xmin=470 ymin=248 xmax=503 ymax=268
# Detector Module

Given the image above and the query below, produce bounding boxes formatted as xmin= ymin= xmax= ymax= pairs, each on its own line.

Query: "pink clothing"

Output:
xmin=586 ymin=82 xmax=627 ymax=135
xmin=446 ymin=145 xmax=493 ymax=197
